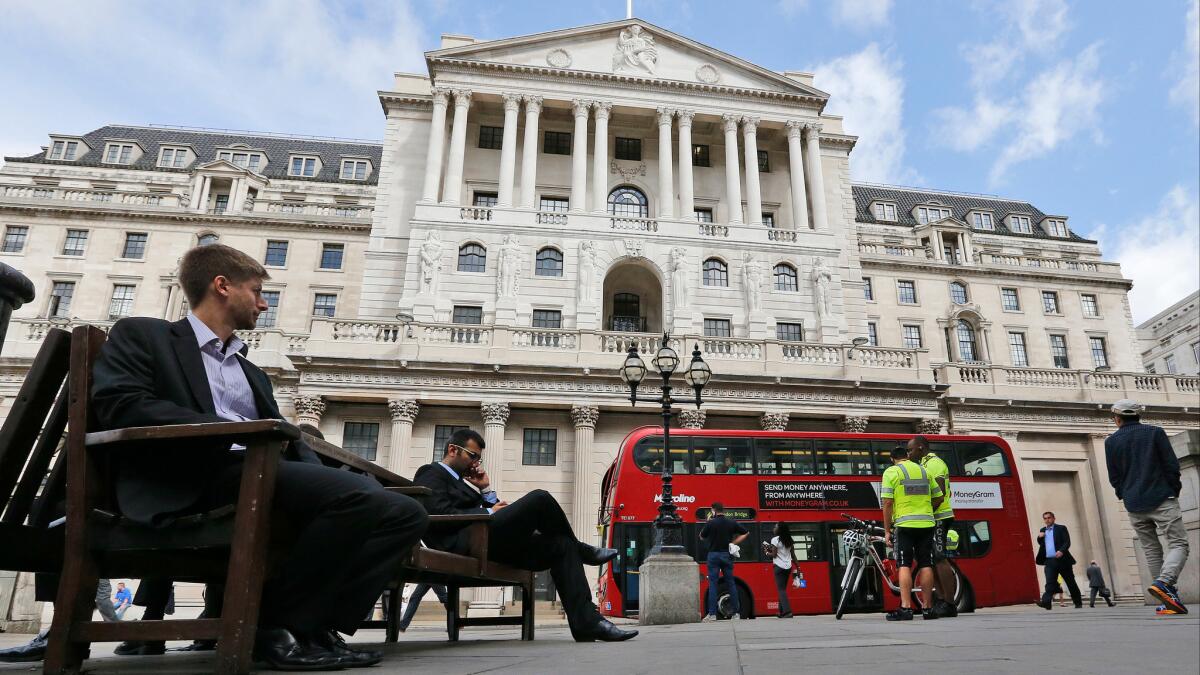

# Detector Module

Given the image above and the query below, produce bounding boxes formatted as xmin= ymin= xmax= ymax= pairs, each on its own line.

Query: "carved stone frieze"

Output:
xmin=609 ymin=159 xmax=646 ymax=182
xmin=678 ymin=409 xmax=707 ymax=429
xmin=916 ymin=417 xmax=944 ymax=435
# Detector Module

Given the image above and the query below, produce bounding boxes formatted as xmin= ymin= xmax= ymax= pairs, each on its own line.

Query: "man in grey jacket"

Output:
xmin=1086 ymin=561 xmax=1114 ymax=608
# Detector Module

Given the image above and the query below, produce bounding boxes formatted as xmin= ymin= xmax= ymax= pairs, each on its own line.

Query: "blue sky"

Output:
xmin=1 ymin=0 xmax=1196 ymax=322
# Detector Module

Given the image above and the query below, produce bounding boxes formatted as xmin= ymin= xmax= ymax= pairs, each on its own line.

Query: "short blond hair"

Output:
xmin=179 ymin=244 xmax=269 ymax=306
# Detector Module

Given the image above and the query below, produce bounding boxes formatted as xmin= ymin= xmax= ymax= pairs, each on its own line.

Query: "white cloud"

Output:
xmin=932 ymin=95 xmax=1015 ymax=152
xmin=1093 ymin=186 xmax=1200 ymax=323
xmin=813 ymin=43 xmax=917 ymax=185
xmin=830 ymin=0 xmax=893 ymax=28
xmin=964 ymin=0 xmax=1070 ymax=86
xmin=1169 ymin=0 xmax=1200 ymax=127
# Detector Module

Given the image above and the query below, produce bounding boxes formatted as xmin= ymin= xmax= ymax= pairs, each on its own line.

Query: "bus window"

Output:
xmin=950 ymin=520 xmax=992 ymax=558
xmin=870 ymin=441 xmax=902 ymax=473
xmin=956 ymin=441 xmax=1010 ymax=476
xmin=762 ymin=522 xmax=823 ymax=562
xmin=929 ymin=441 xmax=956 ymax=474
xmin=633 ymin=436 xmax=692 ymax=474
xmin=693 ymin=437 xmax=753 ymax=474
xmin=754 ymin=438 xmax=814 ymax=474
xmin=813 ymin=439 xmax=874 ymax=475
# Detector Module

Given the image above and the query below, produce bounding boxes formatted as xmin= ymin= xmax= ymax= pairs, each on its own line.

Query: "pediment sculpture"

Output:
xmin=612 ymin=25 xmax=658 ymax=75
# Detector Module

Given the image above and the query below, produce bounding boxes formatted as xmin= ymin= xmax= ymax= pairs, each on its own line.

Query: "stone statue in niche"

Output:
xmin=578 ymin=240 xmax=597 ymax=305
xmin=811 ymin=257 xmax=832 ymax=323
xmin=612 ymin=25 xmax=658 ymax=75
xmin=741 ymin=251 xmax=763 ymax=312
xmin=418 ymin=231 xmax=443 ymax=294
xmin=669 ymin=247 xmax=689 ymax=309
xmin=497 ymin=234 xmax=521 ymax=298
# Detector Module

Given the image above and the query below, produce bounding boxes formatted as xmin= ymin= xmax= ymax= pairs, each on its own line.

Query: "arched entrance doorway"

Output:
xmin=603 ymin=259 xmax=663 ymax=333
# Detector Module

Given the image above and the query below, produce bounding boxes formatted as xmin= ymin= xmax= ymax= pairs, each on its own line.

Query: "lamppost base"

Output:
xmin=647 ymin=517 xmax=685 ymax=557
xmin=638 ymin=550 xmax=700 ymax=625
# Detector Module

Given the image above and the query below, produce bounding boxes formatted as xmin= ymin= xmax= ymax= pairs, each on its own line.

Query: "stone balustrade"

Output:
xmin=935 ymin=362 xmax=1200 ymax=406
xmin=858 ymin=240 xmax=1123 ymax=276
xmin=253 ymin=199 xmax=373 ymax=219
xmin=2 ymin=184 xmax=179 ymax=207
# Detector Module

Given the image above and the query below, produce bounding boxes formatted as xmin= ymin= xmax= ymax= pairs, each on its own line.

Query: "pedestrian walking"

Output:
xmin=1034 ymin=512 xmax=1083 ymax=610
xmin=396 ymin=583 xmax=450 ymax=633
xmin=1104 ymin=399 xmax=1189 ymax=615
xmin=763 ymin=522 xmax=798 ymax=618
xmin=112 ymin=582 xmax=132 ymax=619
xmin=700 ymin=502 xmax=748 ymax=621
xmin=1087 ymin=561 xmax=1115 ymax=608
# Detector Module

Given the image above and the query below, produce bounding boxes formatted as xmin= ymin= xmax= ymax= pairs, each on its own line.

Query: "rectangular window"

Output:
xmin=1080 ymin=294 xmax=1099 ymax=317
xmin=218 ymin=151 xmax=262 ymax=171
xmin=320 ymin=243 xmax=344 ymax=270
xmin=539 ymin=196 xmax=570 ymax=212
xmin=257 ymin=291 xmax=280 ymax=328
xmin=214 ymin=194 xmax=230 ymax=214
xmin=340 ymin=159 xmax=369 ymax=180
xmin=104 ymin=143 xmax=134 ymax=164
xmin=62 ymin=229 xmax=88 ymax=256
xmin=532 ymin=309 xmax=562 ymax=328
xmin=615 ymin=137 xmax=642 ymax=161
xmin=902 ymin=324 xmax=923 ymax=349
xmin=543 ymin=131 xmax=571 ymax=155
xmin=776 ymin=322 xmax=804 ymax=342
xmin=863 ymin=277 xmax=874 ymax=301
xmin=433 ymin=424 xmax=468 ymax=462
xmin=1045 ymin=219 xmax=1068 ymax=237
xmin=108 ymin=284 xmax=136 ymax=320
xmin=692 ymin=144 xmax=711 ymax=167
xmin=121 ymin=232 xmax=147 ymax=259
xmin=916 ymin=206 xmax=950 ymax=224
xmin=692 ymin=437 xmax=753 ymax=475
xmin=452 ymin=305 xmax=483 ymax=325
xmin=478 ymin=125 xmax=504 ymax=150
xmin=867 ymin=322 xmax=878 ymax=346
xmin=313 ymin=293 xmax=337 ymax=317
xmin=1049 ymin=334 xmax=1070 ymax=368
xmin=1089 ymin=336 xmax=1109 ymax=368
xmin=897 ymin=280 xmax=917 ymax=304
xmin=1164 ymin=354 xmax=1178 ymax=374
xmin=158 ymin=147 xmax=187 ymax=168
xmin=49 ymin=281 xmax=75 ymax=318
xmin=762 ymin=212 xmax=776 ymax=228
xmin=50 ymin=140 xmax=79 ymax=160
xmin=972 ymin=212 xmax=994 ymax=230
xmin=2 ymin=225 xmax=28 ymax=253
xmin=703 ymin=318 xmax=732 ymax=338
xmin=522 ymin=428 xmax=558 ymax=466
xmin=290 ymin=157 xmax=317 ymax=177
xmin=342 ymin=422 xmax=379 ymax=461
xmin=694 ymin=208 xmax=714 ymax=223
xmin=813 ymin=439 xmax=875 ymax=476
xmin=1010 ymin=215 xmax=1032 ymax=233
xmin=873 ymin=203 xmax=897 ymax=221
xmin=1008 ymin=332 xmax=1029 ymax=367
xmin=757 ymin=149 xmax=770 ymax=172
xmin=754 ymin=438 xmax=814 ymax=475
xmin=473 ymin=192 xmax=498 ymax=207
xmin=1041 ymin=290 xmax=1060 ymax=314
xmin=1001 ymin=287 xmax=1021 ymax=311
xmin=264 ymin=240 xmax=288 ymax=267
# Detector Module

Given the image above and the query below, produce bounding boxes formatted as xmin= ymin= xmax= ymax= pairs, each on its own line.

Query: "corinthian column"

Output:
xmin=570 ymin=99 xmax=591 ymax=212
xmin=480 ymin=402 xmax=511 ymax=495
xmin=839 ymin=415 xmax=869 ymax=433
xmin=519 ymin=96 xmax=543 ymax=208
xmin=656 ymin=108 xmax=675 ymax=218
xmin=386 ymin=399 xmax=420 ymax=474
xmin=421 ymin=88 xmax=449 ymax=202
xmin=570 ymin=404 xmax=600 ymax=545
xmin=497 ymin=94 xmax=522 ymax=207
xmin=804 ymin=123 xmax=828 ymax=230
xmin=678 ymin=409 xmax=706 ymax=429
xmin=721 ymin=114 xmax=743 ymax=224
xmin=785 ymin=120 xmax=810 ymax=230
xmin=292 ymin=395 xmax=325 ymax=428
xmin=676 ymin=110 xmax=695 ymax=219
xmin=441 ymin=89 xmax=472 ymax=205
xmin=760 ymin=411 xmax=789 ymax=431
xmin=741 ymin=116 xmax=763 ymax=226
xmin=591 ymin=102 xmax=612 ymax=213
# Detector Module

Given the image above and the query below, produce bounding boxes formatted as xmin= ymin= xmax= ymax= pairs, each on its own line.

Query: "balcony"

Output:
xmin=857 ymin=240 xmax=1123 ymax=277
xmin=1 ymin=184 xmax=182 ymax=208
xmin=935 ymin=362 xmax=1199 ymax=406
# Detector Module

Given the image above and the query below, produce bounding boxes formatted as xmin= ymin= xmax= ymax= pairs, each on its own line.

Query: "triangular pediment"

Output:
xmin=428 ymin=19 xmax=828 ymax=100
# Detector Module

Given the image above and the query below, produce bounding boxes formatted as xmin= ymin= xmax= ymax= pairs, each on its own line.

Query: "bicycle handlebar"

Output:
xmin=841 ymin=513 xmax=886 ymax=535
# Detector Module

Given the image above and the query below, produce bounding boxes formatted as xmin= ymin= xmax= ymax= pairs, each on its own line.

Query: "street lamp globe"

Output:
xmin=653 ymin=334 xmax=680 ymax=375
xmin=619 ymin=345 xmax=647 ymax=385
xmin=683 ymin=344 xmax=712 ymax=391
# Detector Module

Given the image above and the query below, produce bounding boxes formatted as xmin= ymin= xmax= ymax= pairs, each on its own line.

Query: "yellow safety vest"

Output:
xmin=881 ymin=460 xmax=938 ymax=528
xmin=920 ymin=452 xmax=954 ymax=520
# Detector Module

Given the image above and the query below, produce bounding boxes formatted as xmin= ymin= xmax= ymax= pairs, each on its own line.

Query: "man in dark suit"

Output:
xmin=90 ymin=244 xmax=428 ymax=670
xmin=414 ymin=428 xmax=637 ymax=642
xmin=1034 ymin=511 xmax=1083 ymax=609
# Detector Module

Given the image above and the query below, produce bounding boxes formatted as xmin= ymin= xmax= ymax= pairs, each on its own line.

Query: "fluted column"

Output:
xmin=441 ymin=89 xmax=472 ymax=205
xmin=497 ymin=94 xmax=522 ymax=207
xmin=421 ymin=88 xmax=449 ymax=202
xmin=656 ymin=108 xmax=675 ymax=218
xmin=386 ymin=399 xmax=420 ymax=474
xmin=676 ymin=110 xmax=695 ymax=219
xmin=760 ymin=411 xmax=789 ymax=431
xmin=804 ymin=123 xmax=828 ymax=230
xmin=721 ymin=114 xmax=743 ymax=224
xmin=519 ymin=96 xmax=543 ymax=208
xmin=785 ymin=120 xmax=810 ymax=230
xmin=678 ymin=409 xmax=706 ymax=429
xmin=571 ymin=99 xmax=591 ymax=212
xmin=591 ymin=102 xmax=611 ymax=213
xmin=292 ymin=395 xmax=325 ymax=428
xmin=571 ymin=404 xmax=600 ymax=545
xmin=480 ymin=402 xmax=511 ymax=495
xmin=741 ymin=116 xmax=763 ymax=226
xmin=839 ymin=415 xmax=869 ymax=433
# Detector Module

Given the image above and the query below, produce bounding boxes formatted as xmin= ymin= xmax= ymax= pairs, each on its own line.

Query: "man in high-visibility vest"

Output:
xmin=882 ymin=446 xmax=944 ymax=621
xmin=910 ymin=435 xmax=958 ymax=618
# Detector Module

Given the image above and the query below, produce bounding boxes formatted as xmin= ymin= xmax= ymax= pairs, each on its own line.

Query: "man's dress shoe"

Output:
xmin=0 ymin=632 xmax=48 ymax=662
xmin=313 ymin=631 xmax=383 ymax=668
xmin=579 ymin=543 xmax=620 ymax=566
xmin=574 ymin=619 xmax=639 ymax=642
xmin=254 ymin=627 xmax=345 ymax=671
xmin=174 ymin=639 xmax=217 ymax=652
xmin=114 ymin=640 xmax=166 ymax=656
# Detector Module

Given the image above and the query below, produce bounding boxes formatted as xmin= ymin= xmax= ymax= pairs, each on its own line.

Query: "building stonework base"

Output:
xmin=638 ymin=552 xmax=700 ymax=626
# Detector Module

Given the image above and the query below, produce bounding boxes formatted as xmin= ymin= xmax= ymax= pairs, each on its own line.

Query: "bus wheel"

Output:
xmin=717 ymin=583 xmax=754 ymax=619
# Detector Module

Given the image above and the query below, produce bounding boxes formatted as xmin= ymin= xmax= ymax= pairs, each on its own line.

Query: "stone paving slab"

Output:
xmin=0 ymin=606 xmax=1194 ymax=674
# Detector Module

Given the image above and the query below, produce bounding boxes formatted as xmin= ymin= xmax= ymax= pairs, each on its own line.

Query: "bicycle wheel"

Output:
xmin=836 ymin=556 xmax=864 ymax=620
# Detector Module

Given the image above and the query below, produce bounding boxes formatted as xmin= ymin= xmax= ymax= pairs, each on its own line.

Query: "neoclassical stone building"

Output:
xmin=1 ymin=19 xmax=1196 ymax=614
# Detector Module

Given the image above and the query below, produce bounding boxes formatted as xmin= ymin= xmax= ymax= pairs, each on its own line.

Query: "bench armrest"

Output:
xmin=427 ymin=514 xmax=493 ymax=524
xmin=85 ymin=419 xmax=300 ymax=448
xmin=385 ymin=486 xmax=432 ymax=497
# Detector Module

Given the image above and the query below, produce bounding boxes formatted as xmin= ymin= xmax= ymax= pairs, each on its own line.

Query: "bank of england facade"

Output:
xmin=1 ymin=19 xmax=1196 ymax=610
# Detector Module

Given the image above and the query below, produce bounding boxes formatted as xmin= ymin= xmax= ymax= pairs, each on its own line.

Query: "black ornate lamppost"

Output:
xmin=619 ymin=333 xmax=711 ymax=555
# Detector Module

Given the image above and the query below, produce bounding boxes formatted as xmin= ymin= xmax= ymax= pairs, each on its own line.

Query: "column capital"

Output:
xmin=522 ymin=95 xmax=543 ymax=113
xmin=804 ymin=121 xmax=823 ymax=136
xmin=502 ymin=93 xmax=523 ymax=112
xmin=592 ymin=100 xmax=613 ymax=119
xmin=451 ymin=88 xmax=472 ymax=106
xmin=570 ymin=404 xmax=600 ymax=429
xmin=676 ymin=109 xmax=695 ymax=126
xmin=293 ymin=395 xmax=325 ymax=422
xmin=998 ymin=430 xmax=1020 ymax=440
xmin=388 ymin=399 xmax=420 ymax=423
xmin=431 ymin=87 xmax=451 ymax=105
xmin=839 ymin=415 xmax=869 ymax=433
xmin=916 ymin=417 xmax=944 ymax=435
xmin=785 ymin=119 xmax=805 ymax=138
xmin=481 ymin=401 xmax=511 ymax=426
xmin=656 ymin=107 xmax=675 ymax=125
xmin=572 ymin=98 xmax=593 ymax=118
xmin=740 ymin=116 xmax=760 ymax=133
xmin=679 ymin=409 xmax=707 ymax=430
xmin=760 ymin=411 xmax=789 ymax=431
xmin=721 ymin=113 xmax=740 ymax=133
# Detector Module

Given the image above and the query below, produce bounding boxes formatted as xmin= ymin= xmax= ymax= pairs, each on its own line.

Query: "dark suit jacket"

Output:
xmin=1034 ymin=523 xmax=1077 ymax=566
xmin=412 ymin=462 xmax=490 ymax=553
xmin=91 ymin=316 xmax=318 ymax=525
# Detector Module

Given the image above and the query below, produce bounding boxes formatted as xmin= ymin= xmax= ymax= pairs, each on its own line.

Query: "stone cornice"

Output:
xmin=857 ymin=256 xmax=1133 ymax=289
xmin=377 ymin=91 xmax=434 ymax=115
xmin=0 ymin=201 xmax=371 ymax=232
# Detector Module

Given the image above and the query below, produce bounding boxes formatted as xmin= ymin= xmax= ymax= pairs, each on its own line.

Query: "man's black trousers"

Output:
xmin=1041 ymin=559 xmax=1083 ymax=607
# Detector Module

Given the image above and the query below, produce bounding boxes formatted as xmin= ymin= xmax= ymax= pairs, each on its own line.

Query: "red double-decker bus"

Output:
xmin=597 ymin=427 xmax=1039 ymax=619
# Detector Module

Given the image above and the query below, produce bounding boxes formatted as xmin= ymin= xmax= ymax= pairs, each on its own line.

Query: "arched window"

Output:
xmin=956 ymin=320 xmax=978 ymax=362
xmin=949 ymin=281 xmax=969 ymax=304
xmin=197 ymin=233 xmax=219 ymax=246
xmin=773 ymin=263 xmax=798 ymax=291
xmin=703 ymin=258 xmax=728 ymax=287
xmin=607 ymin=186 xmax=649 ymax=218
xmin=457 ymin=243 xmax=486 ymax=273
xmin=535 ymin=247 xmax=563 ymax=277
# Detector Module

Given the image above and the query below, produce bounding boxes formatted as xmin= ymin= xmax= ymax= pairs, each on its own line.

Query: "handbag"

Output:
xmin=1099 ymin=586 xmax=1111 ymax=599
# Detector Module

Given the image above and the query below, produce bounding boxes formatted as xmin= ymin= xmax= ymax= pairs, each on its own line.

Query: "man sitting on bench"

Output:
xmin=414 ymin=429 xmax=637 ymax=642
xmin=90 ymin=244 xmax=429 ymax=670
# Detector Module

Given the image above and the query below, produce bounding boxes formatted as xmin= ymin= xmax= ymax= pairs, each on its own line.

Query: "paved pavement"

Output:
xmin=0 ymin=605 xmax=1195 ymax=674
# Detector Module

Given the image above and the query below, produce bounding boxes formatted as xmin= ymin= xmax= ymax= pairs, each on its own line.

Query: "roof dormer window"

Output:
xmin=158 ymin=146 xmax=189 ymax=168
xmin=49 ymin=140 xmax=80 ymax=161
xmin=971 ymin=212 xmax=994 ymax=230
xmin=103 ymin=143 xmax=136 ymax=165
xmin=217 ymin=151 xmax=263 ymax=171
xmin=340 ymin=159 xmax=371 ymax=180
xmin=872 ymin=202 xmax=897 ymax=221
xmin=915 ymin=205 xmax=952 ymax=224
xmin=1044 ymin=218 xmax=1068 ymax=237
xmin=289 ymin=155 xmax=320 ymax=177
xmin=1009 ymin=215 xmax=1032 ymax=234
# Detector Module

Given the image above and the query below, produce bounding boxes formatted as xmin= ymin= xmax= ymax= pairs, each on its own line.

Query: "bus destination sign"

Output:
xmin=758 ymin=480 xmax=880 ymax=510
xmin=695 ymin=507 xmax=757 ymax=521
